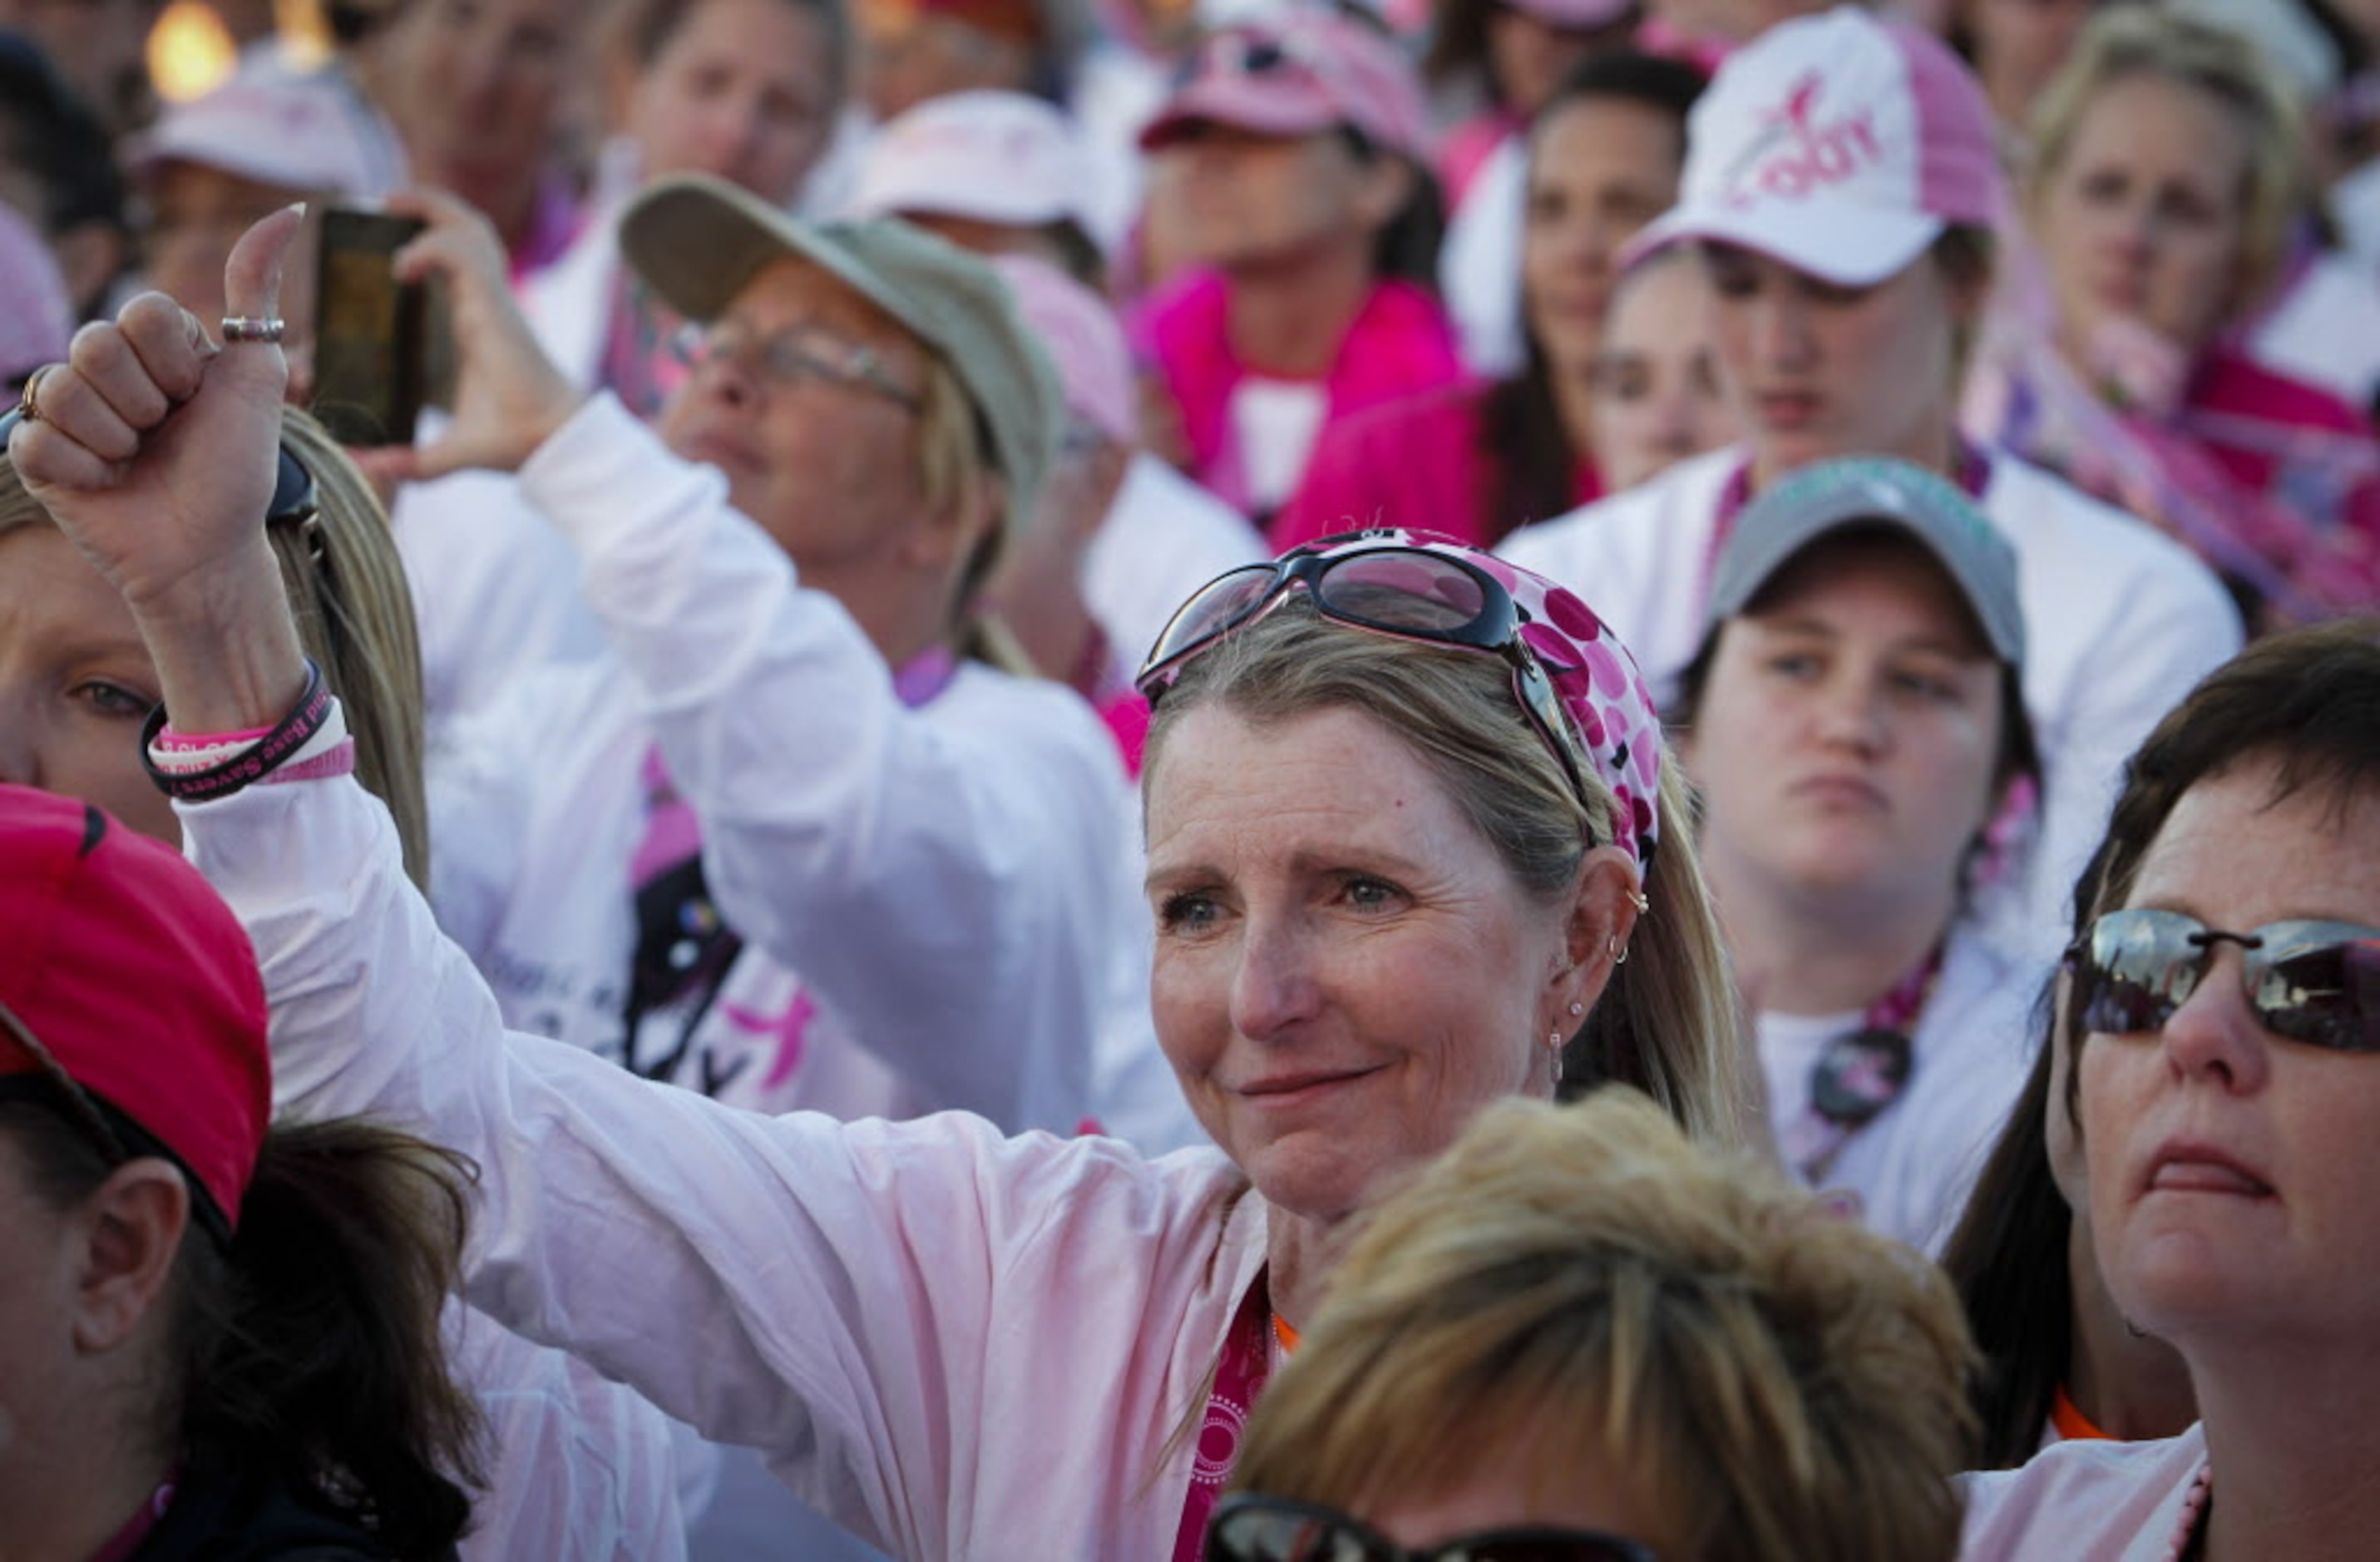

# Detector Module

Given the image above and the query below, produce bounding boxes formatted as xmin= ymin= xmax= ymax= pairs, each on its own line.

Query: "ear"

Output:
xmin=68 ymin=1161 xmax=191 ymax=1357
xmin=1546 ymin=844 xmax=1647 ymax=1032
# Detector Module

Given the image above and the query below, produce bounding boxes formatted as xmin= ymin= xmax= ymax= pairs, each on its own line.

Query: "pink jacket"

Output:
xmin=1276 ymin=381 xmax=1603 ymax=550
xmin=1133 ymin=268 xmax=1467 ymax=517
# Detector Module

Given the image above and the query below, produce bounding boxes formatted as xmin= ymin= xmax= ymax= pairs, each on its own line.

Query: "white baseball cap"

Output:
xmin=131 ymin=66 xmax=394 ymax=200
xmin=1623 ymin=6 xmax=2002 ymax=288
xmin=848 ymin=91 xmax=1102 ymax=245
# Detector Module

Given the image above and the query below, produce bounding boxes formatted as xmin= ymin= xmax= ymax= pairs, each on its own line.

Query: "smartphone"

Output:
xmin=310 ymin=206 xmax=427 ymax=447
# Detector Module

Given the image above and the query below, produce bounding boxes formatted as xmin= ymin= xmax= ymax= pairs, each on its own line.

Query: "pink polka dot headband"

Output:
xmin=1138 ymin=528 xmax=1663 ymax=875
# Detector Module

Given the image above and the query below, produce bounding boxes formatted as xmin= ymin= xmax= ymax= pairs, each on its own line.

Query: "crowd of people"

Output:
xmin=3 ymin=0 xmax=2379 ymax=1557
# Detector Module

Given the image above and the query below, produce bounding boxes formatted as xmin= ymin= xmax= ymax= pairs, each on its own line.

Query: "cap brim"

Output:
xmin=620 ymin=174 xmax=914 ymax=331
xmin=1619 ymin=200 xmax=1944 ymax=288
xmin=1711 ymin=499 xmax=2023 ymax=666
xmin=1138 ymin=82 xmax=1340 ymax=150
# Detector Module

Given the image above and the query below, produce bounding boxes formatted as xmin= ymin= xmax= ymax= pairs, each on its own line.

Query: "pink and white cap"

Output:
xmin=130 ymin=66 xmax=395 ymax=200
xmin=849 ymin=91 xmax=1104 ymax=245
xmin=1139 ymin=10 xmax=1434 ymax=166
xmin=988 ymin=254 xmax=1135 ymax=446
xmin=1622 ymin=6 xmax=2000 ymax=287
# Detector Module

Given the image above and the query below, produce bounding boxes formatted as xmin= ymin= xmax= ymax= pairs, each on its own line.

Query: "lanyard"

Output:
xmin=1775 ymin=940 xmax=1946 ymax=1185
xmin=1169 ymin=1273 xmax=1276 ymax=1562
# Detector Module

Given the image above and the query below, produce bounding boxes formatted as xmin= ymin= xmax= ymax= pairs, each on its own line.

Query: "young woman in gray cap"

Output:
xmin=1671 ymin=455 xmax=2049 ymax=1251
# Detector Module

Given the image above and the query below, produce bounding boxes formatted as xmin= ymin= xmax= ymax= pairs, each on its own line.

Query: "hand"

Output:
xmin=348 ymin=187 xmax=582 ymax=486
xmin=10 ymin=207 xmax=297 ymax=617
xmin=7 ymin=209 xmax=309 ymax=731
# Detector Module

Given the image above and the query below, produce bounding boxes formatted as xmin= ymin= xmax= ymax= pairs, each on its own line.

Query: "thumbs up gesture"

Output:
xmin=7 ymin=207 xmax=311 ymax=731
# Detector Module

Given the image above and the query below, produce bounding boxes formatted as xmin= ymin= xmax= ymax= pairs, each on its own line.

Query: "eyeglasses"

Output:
xmin=1206 ymin=1495 xmax=1659 ymax=1562
xmin=1136 ymin=541 xmax=1596 ymax=823
xmin=669 ymin=320 xmax=923 ymax=413
xmin=2068 ymin=907 xmax=2380 ymax=1053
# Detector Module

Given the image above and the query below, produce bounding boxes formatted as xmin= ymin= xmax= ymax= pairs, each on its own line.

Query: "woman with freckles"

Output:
xmin=7 ymin=207 xmax=1743 ymax=1560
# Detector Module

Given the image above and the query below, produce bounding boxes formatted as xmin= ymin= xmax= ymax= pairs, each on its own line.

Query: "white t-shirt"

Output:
xmin=1230 ymin=375 xmax=1331 ymax=513
xmin=1755 ymin=922 xmax=2050 ymax=1253
xmin=1084 ymin=452 xmax=1268 ymax=670
xmin=1438 ymin=132 xmax=1528 ymax=378
xmin=1501 ymin=447 xmax=2244 ymax=956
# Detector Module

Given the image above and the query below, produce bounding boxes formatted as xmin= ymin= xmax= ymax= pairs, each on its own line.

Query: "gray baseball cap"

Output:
xmin=618 ymin=172 xmax=1062 ymax=551
xmin=1708 ymin=456 xmax=2025 ymax=668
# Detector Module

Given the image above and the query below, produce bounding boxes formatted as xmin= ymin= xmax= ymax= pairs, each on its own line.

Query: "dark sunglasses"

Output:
xmin=1135 ymin=541 xmax=1595 ymax=822
xmin=2068 ymin=907 xmax=2380 ymax=1053
xmin=1206 ymin=1495 xmax=1658 ymax=1562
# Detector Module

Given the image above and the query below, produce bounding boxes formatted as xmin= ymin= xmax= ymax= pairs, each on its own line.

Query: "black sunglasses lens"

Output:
xmin=1315 ymin=552 xmax=1491 ymax=636
xmin=1148 ymin=564 xmax=1284 ymax=675
xmin=2075 ymin=910 xmax=2195 ymax=1036
xmin=2252 ymin=931 xmax=2380 ymax=1053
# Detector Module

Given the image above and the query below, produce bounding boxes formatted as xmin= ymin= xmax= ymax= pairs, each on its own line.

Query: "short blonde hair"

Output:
xmin=0 ymin=409 xmax=432 ymax=888
xmin=1231 ymin=1092 xmax=1976 ymax=1562
xmin=2026 ymin=8 xmax=2304 ymax=309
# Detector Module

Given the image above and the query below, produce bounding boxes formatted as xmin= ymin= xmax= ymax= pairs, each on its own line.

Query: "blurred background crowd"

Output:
xmin=6 ymin=0 xmax=2380 ymax=1558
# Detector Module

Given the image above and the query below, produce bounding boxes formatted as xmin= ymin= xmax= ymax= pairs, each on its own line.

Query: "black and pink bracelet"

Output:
xmin=140 ymin=658 xmax=340 ymax=803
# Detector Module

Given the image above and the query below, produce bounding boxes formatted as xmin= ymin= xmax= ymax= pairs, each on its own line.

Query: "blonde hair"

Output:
xmin=2026 ymin=8 xmax=2304 ymax=311
xmin=0 ymin=409 xmax=432 ymax=888
xmin=1143 ymin=604 xmax=1746 ymax=1148
xmin=1232 ymin=1092 xmax=1976 ymax=1562
xmin=913 ymin=351 xmax=1021 ymax=667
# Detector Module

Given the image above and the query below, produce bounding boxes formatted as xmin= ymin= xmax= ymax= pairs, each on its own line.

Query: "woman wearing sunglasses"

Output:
xmin=1132 ymin=11 xmax=1463 ymax=533
xmin=1501 ymin=7 xmax=2242 ymax=955
xmin=1671 ymin=456 xmax=2044 ymax=1253
xmin=1960 ymin=618 xmax=2380 ymax=1559
xmin=1212 ymin=1091 xmax=1973 ymax=1562
xmin=9 ymin=211 xmax=1742 ymax=1560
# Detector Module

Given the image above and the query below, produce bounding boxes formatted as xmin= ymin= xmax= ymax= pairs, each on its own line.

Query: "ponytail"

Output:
xmin=177 ymin=1118 xmax=486 ymax=1554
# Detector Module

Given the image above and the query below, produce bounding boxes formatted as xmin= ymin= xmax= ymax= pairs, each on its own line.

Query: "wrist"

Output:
xmin=127 ymin=545 xmax=310 ymax=734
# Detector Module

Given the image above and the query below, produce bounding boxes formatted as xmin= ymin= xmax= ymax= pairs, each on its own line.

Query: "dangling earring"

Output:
xmin=1546 ymin=1031 xmax=1565 ymax=1087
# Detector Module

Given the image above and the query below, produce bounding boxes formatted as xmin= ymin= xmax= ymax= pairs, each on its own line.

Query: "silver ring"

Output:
xmin=220 ymin=316 xmax=288 ymax=344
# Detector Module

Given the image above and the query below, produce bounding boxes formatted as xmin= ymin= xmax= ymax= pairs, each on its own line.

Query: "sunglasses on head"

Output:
xmin=1173 ymin=30 xmax=1306 ymax=87
xmin=2067 ymin=907 xmax=2380 ymax=1053
xmin=2 ymin=407 xmax=318 ymax=531
xmin=1136 ymin=542 xmax=1595 ymax=823
xmin=1205 ymin=1495 xmax=1658 ymax=1562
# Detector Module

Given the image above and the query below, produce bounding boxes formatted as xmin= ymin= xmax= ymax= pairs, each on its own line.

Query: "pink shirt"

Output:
xmin=1133 ymin=268 xmax=1467 ymax=517
xmin=1276 ymin=381 xmax=1603 ymax=550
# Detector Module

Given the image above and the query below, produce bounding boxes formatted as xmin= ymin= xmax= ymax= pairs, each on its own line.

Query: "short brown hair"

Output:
xmin=1230 ymin=1091 xmax=1975 ymax=1562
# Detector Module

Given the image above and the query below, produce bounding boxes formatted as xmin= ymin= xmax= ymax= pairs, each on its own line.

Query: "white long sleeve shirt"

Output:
xmin=423 ymin=395 xmax=1134 ymax=1131
xmin=185 ymin=773 xmax=1264 ymax=1560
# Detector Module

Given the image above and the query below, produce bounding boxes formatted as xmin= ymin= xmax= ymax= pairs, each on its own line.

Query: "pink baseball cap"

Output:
xmin=0 ymin=786 xmax=271 ymax=1237
xmin=131 ymin=66 xmax=393 ymax=200
xmin=850 ymin=91 xmax=1104 ymax=244
xmin=1623 ymin=6 xmax=2001 ymax=287
xmin=1139 ymin=10 xmax=1434 ymax=165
